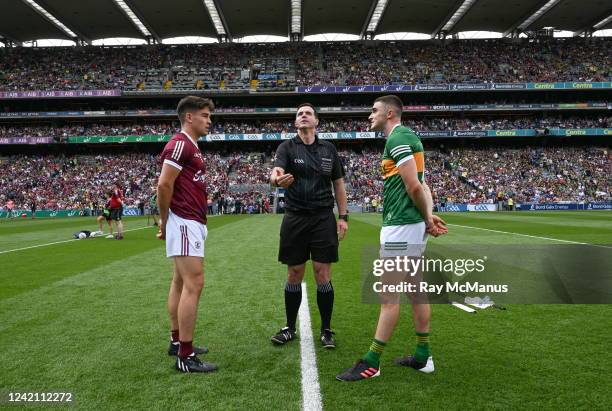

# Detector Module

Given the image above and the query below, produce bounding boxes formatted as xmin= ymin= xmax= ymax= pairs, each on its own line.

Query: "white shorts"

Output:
xmin=380 ymin=222 xmax=428 ymax=257
xmin=166 ymin=210 xmax=207 ymax=258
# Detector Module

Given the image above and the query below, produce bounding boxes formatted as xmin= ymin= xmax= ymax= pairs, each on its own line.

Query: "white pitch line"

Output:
xmin=0 ymin=226 xmax=153 ymax=255
xmin=448 ymin=223 xmax=612 ymax=249
xmin=451 ymin=302 xmax=477 ymax=313
xmin=298 ymin=282 xmax=323 ymax=411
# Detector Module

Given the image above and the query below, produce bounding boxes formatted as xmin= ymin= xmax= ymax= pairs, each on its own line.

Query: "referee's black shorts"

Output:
xmin=110 ymin=207 xmax=123 ymax=221
xmin=278 ymin=209 xmax=338 ymax=266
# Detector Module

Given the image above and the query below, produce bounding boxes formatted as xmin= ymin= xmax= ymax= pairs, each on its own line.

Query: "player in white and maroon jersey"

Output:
xmin=157 ymin=96 xmax=217 ymax=373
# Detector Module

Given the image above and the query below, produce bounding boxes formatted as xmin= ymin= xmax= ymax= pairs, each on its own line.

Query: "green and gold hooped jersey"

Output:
xmin=381 ymin=125 xmax=425 ymax=226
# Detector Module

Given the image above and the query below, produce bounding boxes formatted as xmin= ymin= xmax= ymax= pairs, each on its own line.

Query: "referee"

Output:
xmin=269 ymin=103 xmax=348 ymax=349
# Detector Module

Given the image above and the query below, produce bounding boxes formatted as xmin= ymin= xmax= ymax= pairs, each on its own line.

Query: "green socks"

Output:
xmin=363 ymin=333 xmax=430 ymax=367
xmin=363 ymin=339 xmax=386 ymax=367
xmin=414 ymin=332 xmax=431 ymax=362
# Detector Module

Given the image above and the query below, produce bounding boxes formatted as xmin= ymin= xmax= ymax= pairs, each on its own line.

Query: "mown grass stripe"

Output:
xmin=0 ymin=214 xmax=302 ymax=410
xmin=449 ymin=223 xmax=612 ymax=249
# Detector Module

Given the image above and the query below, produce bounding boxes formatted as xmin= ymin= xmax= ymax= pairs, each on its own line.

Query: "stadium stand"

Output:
xmin=1 ymin=145 xmax=609 ymax=213
xmin=0 ymin=115 xmax=609 ymax=138
xmin=0 ymin=38 xmax=609 ymax=91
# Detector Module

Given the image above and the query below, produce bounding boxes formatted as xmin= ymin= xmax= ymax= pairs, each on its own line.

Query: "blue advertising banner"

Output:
xmin=492 ymin=83 xmax=527 ymax=90
xmin=202 ymin=132 xmax=383 ymax=142
xmin=518 ymin=203 xmax=578 ymax=211
xmin=452 ymin=130 xmax=488 ymax=137
xmin=417 ymin=131 xmax=453 ymax=137
xmin=440 ymin=204 xmax=468 ymax=212
xmin=442 ymin=202 xmax=612 ymax=213
xmin=414 ymin=84 xmax=450 ymax=91
xmin=517 ymin=203 xmax=612 ymax=211
xmin=122 ymin=208 xmax=141 ymax=216
xmin=586 ymin=203 xmax=612 ymax=210
xmin=452 ymin=84 xmax=491 ymax=90
xmin=296 ymin=82 xmax=612 ymax=94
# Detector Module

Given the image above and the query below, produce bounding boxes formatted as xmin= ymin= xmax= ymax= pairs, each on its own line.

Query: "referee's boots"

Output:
xmin=320 ymin=329 xmax=336 ymax=349
xmin=271 ymin=327 xmax=296 ymax=345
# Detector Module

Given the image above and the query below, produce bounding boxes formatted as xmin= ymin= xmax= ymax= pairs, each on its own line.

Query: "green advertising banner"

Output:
xmin=67 ymin=135 xmax=171 ymax=143
xmin=0 ymin=209 xmax=85 ymax=218
xmin=526 ymin=82 xmax=611 ymax=89
xmin=1 ymin=208 xmax=143 ymax=218
xmin=549 ymin=128 xmax=612 ymax=136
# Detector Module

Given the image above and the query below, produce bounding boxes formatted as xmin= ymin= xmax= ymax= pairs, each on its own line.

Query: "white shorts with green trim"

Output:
xmin=380 ymin=222 xmax=428 ymax=257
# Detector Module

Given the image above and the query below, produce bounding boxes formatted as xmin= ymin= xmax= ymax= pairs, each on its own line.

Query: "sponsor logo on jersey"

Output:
xmin=193 ymin=170 xmax=206 ymax=183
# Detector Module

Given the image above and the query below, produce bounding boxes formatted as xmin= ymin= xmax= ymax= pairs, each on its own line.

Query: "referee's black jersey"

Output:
xmin=274 ymin=135 xmax=345 ymax=213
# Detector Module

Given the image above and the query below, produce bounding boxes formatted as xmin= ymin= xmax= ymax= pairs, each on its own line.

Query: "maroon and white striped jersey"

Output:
xmin=160 ymin=131 xmax=208 ymax=224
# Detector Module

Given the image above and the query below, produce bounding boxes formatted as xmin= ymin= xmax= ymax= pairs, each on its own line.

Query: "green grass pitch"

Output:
xmin=0 ymin=211 xmax=610 ymax=410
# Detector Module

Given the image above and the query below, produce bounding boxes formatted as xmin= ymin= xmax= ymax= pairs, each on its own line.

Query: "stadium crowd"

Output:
xmin=0 ymin=153 xmax=160 ymax=210
xmin=0 ymin=38 xmax=608 ymax=91
xmin=0 ymin=115 xmax=609 ymax=138
xmin=0 ymin=43 xmax=296 ymax=91
xmin=443 ymin=146 xmax=611 ymax=204
xmin=299 ymin=39 xmax=610 ymax=85
xmin=1 ymin=145 xmax=609 ymax=213
xmin=341 ymin=146 xmax=610 ymax=206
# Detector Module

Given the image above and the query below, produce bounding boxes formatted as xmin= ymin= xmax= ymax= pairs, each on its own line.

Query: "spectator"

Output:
xmin=0 ymin=146 xmax=609 ymax=211
xmin=0 ymin=38 xmax=608 ymax=92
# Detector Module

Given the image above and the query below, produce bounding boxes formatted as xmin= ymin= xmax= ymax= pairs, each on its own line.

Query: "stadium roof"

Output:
xmin=0 ymin=0 xmax=610 ymax=44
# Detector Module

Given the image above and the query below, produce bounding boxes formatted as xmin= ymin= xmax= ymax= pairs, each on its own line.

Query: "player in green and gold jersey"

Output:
xmin=337 ymin=95 xmax=448 ymax=382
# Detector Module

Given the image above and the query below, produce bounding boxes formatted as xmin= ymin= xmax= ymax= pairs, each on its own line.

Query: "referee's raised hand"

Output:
xmin=274 ymin=169 xmax=294 ymax=188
